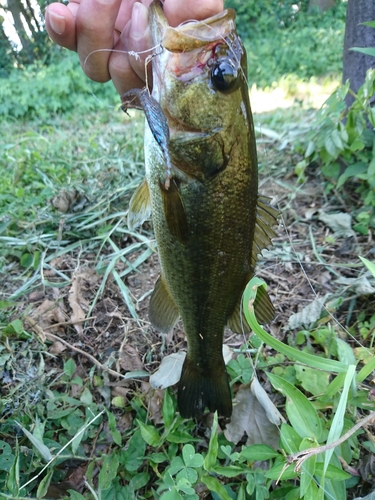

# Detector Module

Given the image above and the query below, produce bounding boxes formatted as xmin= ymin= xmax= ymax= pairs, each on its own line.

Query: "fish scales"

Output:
xmin=125 ymin=0 xmax=279 ymax=418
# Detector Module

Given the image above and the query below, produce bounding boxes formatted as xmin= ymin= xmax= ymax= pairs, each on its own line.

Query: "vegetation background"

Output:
xmin=1 ymin=0 xmax=375 ymax=499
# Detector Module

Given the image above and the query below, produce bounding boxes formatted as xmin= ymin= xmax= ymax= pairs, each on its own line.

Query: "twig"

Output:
xmin=25 ymin=315 xmax=125 ymax=379
xmin=287 ymin=411 xmax=375 ymax=471
xmin=43 ymin=331 xmax=128 ymax=380
xmin=42 ymin=317 xmax=97 ymax=330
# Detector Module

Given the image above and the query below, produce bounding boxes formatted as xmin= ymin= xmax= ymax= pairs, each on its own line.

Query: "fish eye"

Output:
xmin=211 ymin=60 xmax=238 ymax=93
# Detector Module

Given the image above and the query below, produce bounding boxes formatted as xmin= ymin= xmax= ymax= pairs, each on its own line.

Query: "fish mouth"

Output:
xmin=162 ymin=9 xmax=236 ymax=53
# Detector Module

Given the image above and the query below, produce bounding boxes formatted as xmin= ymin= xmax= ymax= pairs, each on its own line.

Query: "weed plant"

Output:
xmin=225 ymin=0 xmax=346 ymax=87
xmin=0 ymin=52 xmax=118 ymax=120
xmin=296 ymin=69 xmax=375 ymax=235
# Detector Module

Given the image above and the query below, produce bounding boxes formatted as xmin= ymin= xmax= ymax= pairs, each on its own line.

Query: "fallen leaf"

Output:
xmin=353 ymin=494 xmax=375 ymax=500
xmin=68 ymin=274 xmax=89 ymax=335
xmin=304 ymin=207 xmax=318 ymax=220
xmin=288 ymin=294 xmax=330 ymax=330
xmin=142 ymin=381 xmax=164 ymax=424
xmin=150 ymin=352 xmax=186 ymax=389
xmin=49 ymin=341 xmax=66 ymax=355
xmin=251 ymin=378 xmax=285 ymax=426
xmin=118 ymin=344 xmax=144 ymax=373
xmin=51 ymin=189 xmax=88 ymax=213
xmin=318 ymin=210 xmax=354 ymax=237
xmin=223 ymin=344 xmax=234 ymax=364
xmin=336 ymin=276 xmax=375 ymax=296
xmin=150 ymin=345 xmax=234 ymax=390
xmin=224 ymin=383 xmax=280 ymax=448
xmin=30 ymin=299 xmax=66 ymax=334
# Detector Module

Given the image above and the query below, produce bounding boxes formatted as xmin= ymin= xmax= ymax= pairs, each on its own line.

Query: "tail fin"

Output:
xmin=177 ymin=356 xmax=232 ymax=418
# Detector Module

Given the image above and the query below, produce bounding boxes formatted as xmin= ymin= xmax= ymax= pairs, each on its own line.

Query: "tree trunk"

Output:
xmin=25 ymin=0 xmax=42 ymax=32
xmin=5 ymin=0 xmax=35 ymax=62
xmin=0 ymin=20 xmax=18 ymax=75
xmin=309 ymin=0 xmax=335 ymax=12
xmin=342 ymin=0 xmax=375 ymax=109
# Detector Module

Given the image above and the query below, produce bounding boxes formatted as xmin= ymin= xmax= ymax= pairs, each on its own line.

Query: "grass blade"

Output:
xmin=242 ymin=277 xmax=349 ymax=374
xmin=112 ymin=268 xmax=139 ymax=321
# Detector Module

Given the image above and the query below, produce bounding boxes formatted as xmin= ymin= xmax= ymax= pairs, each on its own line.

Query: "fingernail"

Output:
xmin=48 ymin=10 xmax=65 ymax=35
xmin=131 ymin=2 xmax=149 ymax=39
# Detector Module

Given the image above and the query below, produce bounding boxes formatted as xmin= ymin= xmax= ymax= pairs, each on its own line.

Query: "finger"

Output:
xmin=45 ymin=3 xmax=78 ymax=51
xmin=110 ymin=24 xmax=145 ymax=95
xmin=76 ymin=0 xmax=133 ymax=83
xmin=163 ymin=0 xmax=224 ymax=27
xmin=128 ymin=2 xmax=152 ymax=83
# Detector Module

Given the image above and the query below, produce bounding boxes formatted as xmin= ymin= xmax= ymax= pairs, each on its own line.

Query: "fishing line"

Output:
xmin=83 ymin=44 xmax=164 ymax=69
xmin=80 ymin=44 xmax=163 ymax=108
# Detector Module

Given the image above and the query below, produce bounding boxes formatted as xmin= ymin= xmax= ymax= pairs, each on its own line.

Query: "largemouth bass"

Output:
xmin=122 ymin=0 xmax=279 ymax=418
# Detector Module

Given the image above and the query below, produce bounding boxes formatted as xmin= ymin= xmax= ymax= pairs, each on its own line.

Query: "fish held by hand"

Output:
xmin=124 ymin=0 xmax=279 ymax=418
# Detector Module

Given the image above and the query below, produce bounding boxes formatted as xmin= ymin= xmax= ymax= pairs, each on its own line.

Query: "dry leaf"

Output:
xmin=288 ymin=294 xmax=330 ymax=329
xmin=150 ymin=345 xmax=233 ymax=390
xmin=51 ymin=189 xmax=88 ymax=213
xmin=118 ymin=344 xmax=144 ymax=372
xmin=336 ymin=276 xmax=375 ymax=296
xmin=318 ymin=210 xmax=354 ymax=237
xmin=30 ymin=299 xmax=64 ymax=331
xmin=142 ymin=381 xmax=164 ymax=424
xmin=224 ymin=383 xmax=280 ymax=448
xmin=49 ymin=341 xmax=66 ymax=355
xmin=251 ymin=378 xmax=285 ymax=426
xmin=68 ymin=274 xmax=89 ymax=335
xmin=150 ymin=352 xmax=186 ymax=389
xmin=111 ymin=387 xmax=131 ymax=399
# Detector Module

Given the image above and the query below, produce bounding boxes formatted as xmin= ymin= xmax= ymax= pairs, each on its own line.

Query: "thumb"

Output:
xmin=162 ymin=0 xmax=224 ymax=27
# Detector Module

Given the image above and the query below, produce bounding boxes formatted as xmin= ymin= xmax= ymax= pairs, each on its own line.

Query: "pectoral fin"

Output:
xmin=160 ymin=178 xmax=189 ymax=244
xmin=127 ymin=178 xmax=152 ymax=230
xmin=149 ymin=275 xmax=179 ymax=333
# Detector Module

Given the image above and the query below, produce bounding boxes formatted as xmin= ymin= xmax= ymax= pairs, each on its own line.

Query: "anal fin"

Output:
xmin=228 ymin=277 xmax=275 ymax=332
xmin=227 ymin=298 xmax=251 ymax=334
xmin=128 ymin=178 xmax=152 ymax=230
xmin=253 ymin=284 xmax=275 ymax=325
xmin=149 ymin=276 xmax=179 ymax=333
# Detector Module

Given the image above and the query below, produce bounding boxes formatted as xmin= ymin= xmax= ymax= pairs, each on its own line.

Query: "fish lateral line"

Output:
xmin=121 ymin=87 xmax=172 ymax=189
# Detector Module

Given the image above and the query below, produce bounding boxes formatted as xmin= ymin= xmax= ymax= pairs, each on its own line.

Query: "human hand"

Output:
xmin=45 ymin=0 xmax=224 ymax=95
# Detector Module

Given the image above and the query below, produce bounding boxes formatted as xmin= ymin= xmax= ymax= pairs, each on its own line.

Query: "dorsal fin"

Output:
xmin=228 ymin=196 xmax=279 ymax=332
xmin=127 ymin=178 xmax=152 ymax=230
xmin=251 ymin=196 xmax=280 ymax=267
